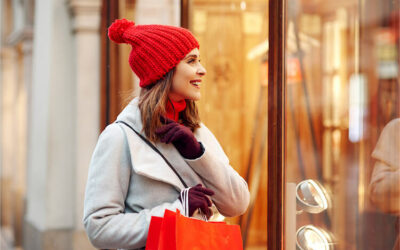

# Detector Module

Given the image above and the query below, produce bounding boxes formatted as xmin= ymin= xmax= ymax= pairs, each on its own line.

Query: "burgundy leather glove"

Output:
xmin=179 ymin=184 xmax=215 ymax=218
xmin=156 ymin=117 xmax=203 ymax=159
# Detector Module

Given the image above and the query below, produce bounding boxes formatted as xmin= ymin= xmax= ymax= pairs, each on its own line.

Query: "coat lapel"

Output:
xmin=116 ymin=98 xmax=186 ymax=191
xmin=120 ymin=125 xmax=186 ymax=191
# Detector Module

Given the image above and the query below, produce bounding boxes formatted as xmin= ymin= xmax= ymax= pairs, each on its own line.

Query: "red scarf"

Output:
xmin=166 ymin=99 xmax=187 ymax=122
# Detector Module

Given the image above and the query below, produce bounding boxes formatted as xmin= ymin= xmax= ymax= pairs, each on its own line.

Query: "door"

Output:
xmin=281 ymin=0 xmax=400 ymax=249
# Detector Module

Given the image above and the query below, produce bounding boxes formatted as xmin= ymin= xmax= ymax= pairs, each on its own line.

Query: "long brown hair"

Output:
xmin=138 ymin=68 xmax=201 ymax=142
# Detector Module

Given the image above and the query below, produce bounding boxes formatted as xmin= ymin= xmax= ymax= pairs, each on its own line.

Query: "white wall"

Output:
xmin=135 ymin=0 xmax=180 ymax=26
xmin=26 ymin=0 xmax=76 ymax=230
xmin=69 ymin=0 xmax=101 ymax=232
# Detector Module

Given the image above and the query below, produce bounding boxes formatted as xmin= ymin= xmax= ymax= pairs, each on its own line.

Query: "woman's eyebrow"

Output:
xmin=184 ymin=54 xmax=200 ymax=59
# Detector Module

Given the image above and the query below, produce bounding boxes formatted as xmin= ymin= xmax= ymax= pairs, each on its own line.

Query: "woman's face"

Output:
xmin=169 ymin=48 xmax=206 ymax=101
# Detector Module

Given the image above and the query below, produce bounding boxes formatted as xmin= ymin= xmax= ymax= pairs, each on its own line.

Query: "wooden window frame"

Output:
xmin=267 ymin=0 xmax=287 ymax=249
xmin=100 ymin=0 xmax=120 ymax=131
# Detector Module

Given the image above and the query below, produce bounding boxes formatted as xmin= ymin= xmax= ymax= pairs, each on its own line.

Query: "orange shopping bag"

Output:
xmin=146 ymin=209 xmax=243 ymax=250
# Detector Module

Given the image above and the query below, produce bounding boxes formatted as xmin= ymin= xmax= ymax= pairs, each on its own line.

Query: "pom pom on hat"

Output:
xmin=108 ymin=18 xmax=135 ymax=44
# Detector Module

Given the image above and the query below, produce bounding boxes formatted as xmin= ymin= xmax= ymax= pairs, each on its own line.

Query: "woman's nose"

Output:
xmin=197 ymin=64 xmax=206 ymax=76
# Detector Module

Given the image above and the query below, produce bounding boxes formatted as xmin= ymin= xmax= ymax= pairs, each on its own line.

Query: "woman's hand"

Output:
xmin=156 ymin=117 xmax=203 ymax=159
xmin=180 ymin=184 xmax=215 ymax=218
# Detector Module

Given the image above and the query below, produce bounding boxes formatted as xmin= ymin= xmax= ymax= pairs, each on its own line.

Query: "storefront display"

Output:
xmin=101 ymin=0 xmax=399 ymax=249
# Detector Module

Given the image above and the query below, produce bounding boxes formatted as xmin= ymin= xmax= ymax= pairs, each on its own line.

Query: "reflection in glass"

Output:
xmin=296 ymin=179 xmax=330 ymax=214
xmin=285 ymin=0 xmax=399 ymax=249
xmin=296 ymin=225 xmax=334 ymax=250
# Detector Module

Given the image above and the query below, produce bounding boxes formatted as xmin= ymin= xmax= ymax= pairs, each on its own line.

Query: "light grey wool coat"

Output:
xmin=83 ymin=97 xmax=250 ymax=250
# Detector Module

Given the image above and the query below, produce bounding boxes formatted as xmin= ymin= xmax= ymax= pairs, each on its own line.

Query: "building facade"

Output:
xmin=1 ymin=0 xmax=399 ymax=249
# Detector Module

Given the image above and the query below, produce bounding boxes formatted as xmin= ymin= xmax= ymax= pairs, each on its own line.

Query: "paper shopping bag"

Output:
xmin=155 ymin=209 xmax=243 ymax=250
xmin=145 ymin=216 xmax=163 ymax=250
xmin=158 ymin=209 xmax=178 ymax=250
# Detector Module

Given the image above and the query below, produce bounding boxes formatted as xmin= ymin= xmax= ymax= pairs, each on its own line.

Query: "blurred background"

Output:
xmin=0 ymin=0 xmax=399 ymax=249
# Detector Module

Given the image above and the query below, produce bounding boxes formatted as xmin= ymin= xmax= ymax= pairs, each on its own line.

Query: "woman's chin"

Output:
xmin=183 ymin=93 xmax=201 ymax=101
xmin=189 ymin=95 xmax=201 ymax=101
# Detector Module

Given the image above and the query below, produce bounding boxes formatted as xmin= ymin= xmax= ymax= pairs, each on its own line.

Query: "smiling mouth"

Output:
xmin=190 ymin=82 xmax=201 ymax=87
xmin=190 ymin=80 xmax=201 ymax=87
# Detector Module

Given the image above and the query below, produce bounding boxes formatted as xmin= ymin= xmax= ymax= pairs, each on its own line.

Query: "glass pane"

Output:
xmin=189 ymin=1 xmax=269 ymax=249
xmin=285 ymin=0 xmax=399 ymax=249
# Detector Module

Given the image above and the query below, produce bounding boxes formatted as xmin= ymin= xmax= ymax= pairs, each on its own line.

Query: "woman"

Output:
xmin=83 ymin=19 xmax=250 ymax=250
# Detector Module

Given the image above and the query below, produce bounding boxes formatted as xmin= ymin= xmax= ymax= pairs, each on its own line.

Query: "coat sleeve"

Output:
xmin=83 ymin=124 xmax=183 ymax=249
xmin=184 ymin=124 xmax=250 ymax=217
xmin=369 ymin=161 xmax=400 ymax=215
xmin=368 ymin=119 xmax=400 ymax=215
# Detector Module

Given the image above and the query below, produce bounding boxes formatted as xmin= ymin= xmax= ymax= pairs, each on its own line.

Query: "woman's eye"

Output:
xmin=188 ymin=58 xmax=201 ymax=64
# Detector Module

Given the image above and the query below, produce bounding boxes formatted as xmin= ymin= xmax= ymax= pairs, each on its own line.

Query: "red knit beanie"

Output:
xmin=108 ymin=19 xmax=200 ymax=88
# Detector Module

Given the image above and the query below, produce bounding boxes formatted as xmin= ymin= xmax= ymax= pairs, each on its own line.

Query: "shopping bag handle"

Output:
xmin=180 ymin=187 xmax=208 ymax=221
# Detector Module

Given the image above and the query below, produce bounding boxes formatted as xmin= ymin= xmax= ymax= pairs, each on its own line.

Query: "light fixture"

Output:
xmin=240 ymin=1 xmax=246 ymax=11
xmin=296 ymin=225 xmax=334 ymax=250
xmin=296 ymin=179 xmax=330 ymax=214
